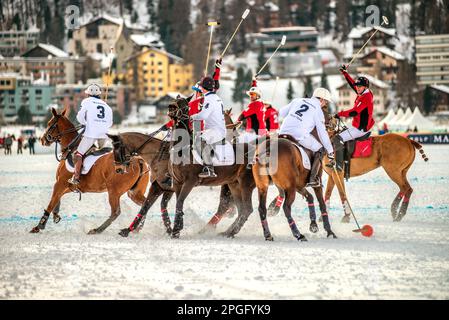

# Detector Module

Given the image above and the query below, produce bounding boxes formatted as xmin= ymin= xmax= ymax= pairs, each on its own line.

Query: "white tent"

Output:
xmin=396 ymin=107 xmax=413 ymax=125
xmin=401 ymin=107 xmax=435 ymax=132
xmin=389 ymin=108 xmax=405 ymax=126
xmin=378 ymin=109 xmax=396 ymax=128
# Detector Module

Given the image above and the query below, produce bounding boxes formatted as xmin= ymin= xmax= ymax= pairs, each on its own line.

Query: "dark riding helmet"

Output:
xmin=354 ymin=76 xmax=370 ymax=88
xmin=199 ymin=76 xmax=215 ymax=91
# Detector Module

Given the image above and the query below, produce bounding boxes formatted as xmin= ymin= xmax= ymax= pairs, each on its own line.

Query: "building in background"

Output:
xmin=0 ymin=72 xmax=54 ymax=123
xmin=357 ymin=47 xmax=405 ymax=83
xmin=0 ymin=43 xmax=86 ymax=85
xmin=416 ymin=34 xmax=449 ymax=86
xmin=429 ymin=85 xmax=449 ymax=112
xmin=0 ymin=28 xmax=40 ymax=57
xmin=337 ymin=74 xmax=389 ymax=115
xmin=348 ymin=27 xmax=397 ymax=57
xmin=125 ymin=47 xmax=193 ymax=102
xmin=53 ymin=80 xmax=133 ymax=119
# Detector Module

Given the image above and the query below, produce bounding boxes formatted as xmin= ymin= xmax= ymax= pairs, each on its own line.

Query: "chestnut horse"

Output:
xmin=322 ymin=117 xmax=429 ymax=223
xmin=253 ymin=135 xmax=337 ymax=241
xmin=30 ymin=108 xmax=149 ymax=234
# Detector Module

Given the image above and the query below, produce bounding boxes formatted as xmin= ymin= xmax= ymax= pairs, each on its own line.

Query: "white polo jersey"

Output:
xmin=279 ymin=97 xmax=333 ymax=155
xmin=76 ymin=97 xmax=113 ymax=139
xmin=191 ymin=92 xmax=226 ymax=141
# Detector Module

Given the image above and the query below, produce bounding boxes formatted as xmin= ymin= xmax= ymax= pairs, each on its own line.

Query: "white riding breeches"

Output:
xmin=339 ymin=127 xmax=367 ymax=142
xmin=77 ymin=136 xmax=107 ymax=155
xmin=201 ymin=128 xmax=225 ymax=144
xmin=297 ymin=134 xmax=323 ymax=152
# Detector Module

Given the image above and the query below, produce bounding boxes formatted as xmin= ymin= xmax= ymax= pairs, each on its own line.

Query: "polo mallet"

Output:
xmin=219 ymin=8 xmax=250 ymax=59
xmin=330 ymin=145 xmax=373 ymax=237
xmin=255 ymin=35 xmax=286 ymax=77
xmin=347 ymin=16 xmax=389 ymax=69
xmin=205 ymin=21 xmax=220 ymax=76
xmin=105 ymin=46 xmax=114 ymax=102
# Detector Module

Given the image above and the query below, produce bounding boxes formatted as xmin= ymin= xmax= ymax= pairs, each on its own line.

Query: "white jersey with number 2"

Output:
xmin=279 ymin=97 xmax=333 ymax=154
xmin=76 ymin=97 xmax=113 ymax=139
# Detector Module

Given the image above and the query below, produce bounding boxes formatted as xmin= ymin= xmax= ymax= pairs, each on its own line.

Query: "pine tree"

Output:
xmin=287 ymin=81 xmax=295 ymax=101
xmin=303 ymin=77 xmax=313 ymax=97
xmin=232 ymin=67 xmax=246 ymax=106
xmin=257 ymin=44 xmax=270 ymax=76
xmin=113 ymin=110 xmax=123 ymax=125
xmin=123 ymin=0 xmax=133 ymax=15
xmin=147 ymin=0 xmax=158 ymax=32
xmin=17 ymin=106 xmax=33 ymax=125
xmin=321 ymin=71 xmax=329 ymax=90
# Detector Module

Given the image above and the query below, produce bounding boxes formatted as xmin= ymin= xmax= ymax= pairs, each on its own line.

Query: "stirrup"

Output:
xmin=68 ymin=176 xmax=80 ymax=185
xmin=198 ymin=166 xmax=217 ymax=178
xmin=306 ymin=179 xmax=322 ymax=188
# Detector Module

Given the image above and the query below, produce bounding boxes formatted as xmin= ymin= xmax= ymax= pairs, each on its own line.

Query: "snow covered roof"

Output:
xmin=362 ymin=46 xmax=405 ymax=60
xmin=348 ymin=26 xmax=396 ymax=39
xmin=126 ymin=47 xmax=184 ymax=63
xmin=81 ymin=14 xmax=123 ymax=27
xmin=264 ymin=2 xmax=279 ymax=11
xmin=260 ymin=26 xmax=317 ymax=33
xmin=130 ymin=33 xmax=163 ymax=47
xmin=27 ymin=43 xmax=69 ymax=58
xmin=431 ymin=85 xmax=449 ymax=95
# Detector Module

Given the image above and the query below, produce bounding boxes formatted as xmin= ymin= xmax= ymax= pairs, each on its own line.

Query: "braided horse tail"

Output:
xmin=410 ymin=139 xmax=429 ymax=162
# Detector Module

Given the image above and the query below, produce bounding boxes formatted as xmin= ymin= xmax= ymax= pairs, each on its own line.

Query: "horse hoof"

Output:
xmin=53 ymin=214 xmax=61 ymax=224
xmin=309 ymin=222 xmax=319 ymax=233
xmin=166 ymin=227 xmax=173 ymax=235
xmin=265 ymin=235 xmax=274 ymax=241
xmin=30 ymin=227 xmax=40 ymax=233
xmin=87 ymin=229 xmax=97 ymax=235
xmin=341 ymin=215 xmax=351 ymax=223
xmin=327 ymin=231 xmax=337 ymax=239
xmin=171 ymin=232 xmax=180 ymax=239
xmin=297 ymin=235 xmax=308 ymax=242
xmin=118 ymin=229 xmax=130 ymax=237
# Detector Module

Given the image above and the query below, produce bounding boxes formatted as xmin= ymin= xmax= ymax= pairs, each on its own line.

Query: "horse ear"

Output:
xmin=61 ymin=105 xmax=69 ymax=117
xmin=186 ymin=94 xmax=193 ymax=102
xmin=51 ymin=107 xmax=58 ymax=117
xmin=107 ymin=134 xmax=119 ymax=142
xmin=176 ymin=94 xmax=181 ymax=99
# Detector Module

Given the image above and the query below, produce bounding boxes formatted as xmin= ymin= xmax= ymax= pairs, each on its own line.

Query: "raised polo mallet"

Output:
xmin=205 ymin=21 xmax=220 ymax=76
xmin=256 ymin=35 xmax=287 ymax=77
xmin=220 ymin=8 xmax=250 ymax=59
xmin=347 ymin=16 xmax=389 ymax=69
xmin=331 ymin=165 xmax=373 ymax=237
xmin=105 ymin=46 xmax=114 ymax=102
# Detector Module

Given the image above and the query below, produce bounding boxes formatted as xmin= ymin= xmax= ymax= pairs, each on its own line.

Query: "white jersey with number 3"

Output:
xmin=76 ymin=97 xmax=113 ymax=139
xmin=279 ymin=97 xmax=333 ymax=154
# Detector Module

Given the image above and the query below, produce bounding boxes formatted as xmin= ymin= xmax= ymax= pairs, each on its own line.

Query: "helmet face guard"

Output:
xmin=355 ymin=77 xmax=369 ymax=88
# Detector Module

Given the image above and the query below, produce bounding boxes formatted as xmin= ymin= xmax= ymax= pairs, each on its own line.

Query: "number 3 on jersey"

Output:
xmin=295 ymin=105 xmax=309 ymax=117
xmin=97 ymin=106 xmax=105 ymax=119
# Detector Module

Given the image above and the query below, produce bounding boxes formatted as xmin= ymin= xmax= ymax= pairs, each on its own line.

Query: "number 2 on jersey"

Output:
xmin=295 ymin=105 xmax=309 ymax=117
xmin=97 ymin=106 xmax=105 ymax=119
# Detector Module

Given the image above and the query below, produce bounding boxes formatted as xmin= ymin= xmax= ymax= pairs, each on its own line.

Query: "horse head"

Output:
xmin=167 ymin=95 xmax=192 ymax=126
xmin=41 ymin=107 xmax=71 ymax=146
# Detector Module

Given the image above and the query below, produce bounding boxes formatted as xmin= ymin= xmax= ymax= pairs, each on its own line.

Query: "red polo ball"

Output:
xmin=361 ymin=225 xmax=374 ymax=237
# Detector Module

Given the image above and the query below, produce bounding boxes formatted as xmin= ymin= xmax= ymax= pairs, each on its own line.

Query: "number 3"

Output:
xmin=97 ymin=106 xmax=105 ymax=119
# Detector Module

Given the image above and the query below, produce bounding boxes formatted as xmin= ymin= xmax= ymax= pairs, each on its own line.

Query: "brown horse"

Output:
xmin=253 ymin=134 xmax=337 ymax=241
xmin=30 ymin=108 xmax=149 ymax=234
xmin=323 ymin=117 xmax=429 ymax=223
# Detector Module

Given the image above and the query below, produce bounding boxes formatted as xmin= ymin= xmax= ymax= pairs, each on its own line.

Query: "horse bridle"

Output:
xmin=45 ymin=115 xmax=84 ymax=144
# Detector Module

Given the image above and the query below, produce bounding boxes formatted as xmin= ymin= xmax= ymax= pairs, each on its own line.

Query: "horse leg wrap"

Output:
xmin=287 ymin=217 xmax=301 ymax=239
xmin=129 ymin=214 xmax=143 ymax=231
xmin=38 ymin=210 xmax=51 ymax=229
xmin=308 ymin=202 xmax=316 ymax=221
xmin=172 ymin=211 xmax=184 ymax=236
xmin=261 ymin=219 xmax=272 ymax=240
xmin=275 ymin=196 xmax=284 ymax=208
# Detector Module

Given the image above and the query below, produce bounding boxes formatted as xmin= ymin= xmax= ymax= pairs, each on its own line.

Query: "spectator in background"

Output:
xmin=4 ymin=134 xmax=13 ymax=155
xmin=383 ymin=123 xmax=389 ymax=133
xmin=17 ymin=136 xmax=24 ymax=154
xmin=28 ymin=135 xmax=37 ymax=155
xmin=413 ymin=126 xmax=418 ymax=133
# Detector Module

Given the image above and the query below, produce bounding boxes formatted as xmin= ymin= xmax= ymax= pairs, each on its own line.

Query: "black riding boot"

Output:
xmin=306 ymin=148 xmax=325 ymax=188
xmin=198 ymin=142 xmax=217 ymax=178
xmin=328 ymin=135 xmax=344 ymax=172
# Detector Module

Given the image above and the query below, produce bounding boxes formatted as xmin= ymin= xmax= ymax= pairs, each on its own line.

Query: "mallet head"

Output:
xmin=281 ymin=35 xmax=287 ymax=46
xmin=206 ymin=21 xmax=220 ymax=26
xmin=242 ymin=8 xmax=250 ymax=19
xmin=382 ymin=16 xmax=389 ymax=26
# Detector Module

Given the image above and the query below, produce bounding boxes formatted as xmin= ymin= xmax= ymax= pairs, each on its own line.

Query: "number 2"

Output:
xmin=295 ymin=104 xmax=309 ymax=117
xmin=97 ymin=106 xmax=105 ymax=119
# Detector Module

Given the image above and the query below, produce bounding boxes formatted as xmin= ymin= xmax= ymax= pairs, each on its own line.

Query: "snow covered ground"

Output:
xmin=1 ymin=145 xmax=449 ymax=299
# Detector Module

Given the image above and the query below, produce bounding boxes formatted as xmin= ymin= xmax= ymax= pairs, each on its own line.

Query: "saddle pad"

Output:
xmin=291 ymin=144 xmax=311 ymax=170
xmin=192 ymin=142 xmax=235 ymax=166
xmin=352 ymin=138 xmax=373 ymax=158
xmin=65 ymin=152 xmax=111 ymax=175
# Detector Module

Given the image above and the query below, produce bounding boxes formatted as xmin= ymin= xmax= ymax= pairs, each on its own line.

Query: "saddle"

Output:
xmin=278 ymin=134 xmax=313 ymax=171
xmin=66 ymin=147 xmax=112 ymax=175
xmin=342 ymin=132 xmax=372 ymax=181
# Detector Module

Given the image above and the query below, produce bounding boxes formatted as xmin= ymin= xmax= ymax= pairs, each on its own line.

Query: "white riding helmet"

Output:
xmin=313 ymin=88 xmax=332 ymax=102
xmin=246 ymin=87 xmax=262 ymax=98
xmin=85 ymin=83 xmax=102 ymax=96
